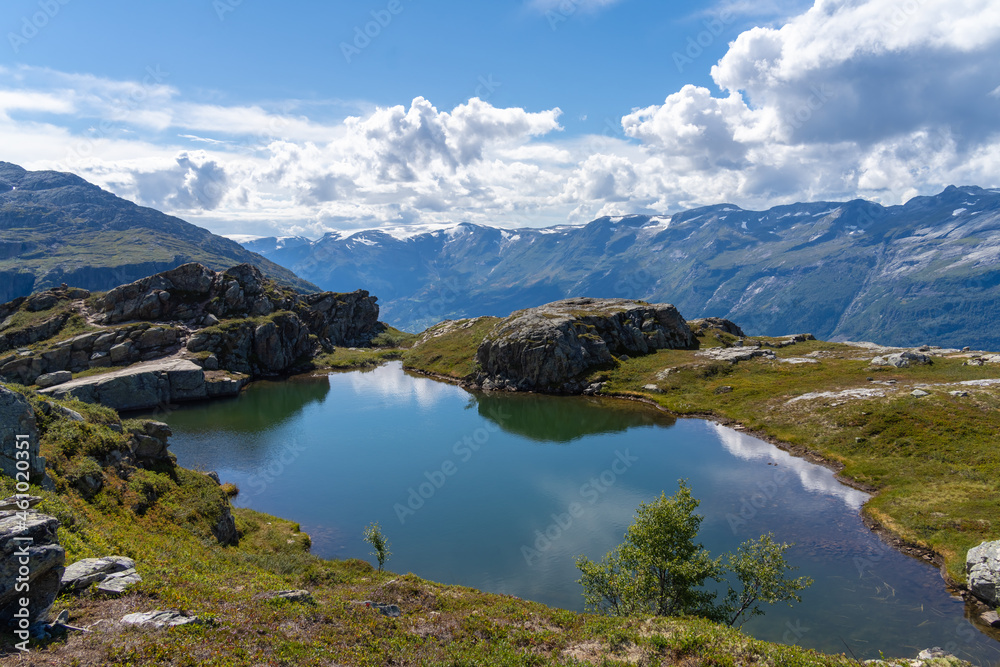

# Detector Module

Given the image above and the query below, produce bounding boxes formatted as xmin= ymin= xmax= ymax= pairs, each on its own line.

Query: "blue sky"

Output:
xmin=1 ymin=0 xmax=998 ymax=238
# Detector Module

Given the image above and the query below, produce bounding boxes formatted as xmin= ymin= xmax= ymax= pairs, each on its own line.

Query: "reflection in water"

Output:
xmin=154 ymin=362 xmax=1000 ymax=665
xmin=475 ymin=391 xmax=676 ymax=442
xmin=711 ymin=423 xmax=870 ymax=511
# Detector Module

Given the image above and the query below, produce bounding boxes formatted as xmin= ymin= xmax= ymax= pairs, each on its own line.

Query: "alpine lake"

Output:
xmin=135 ymin=361 xmax=1000 ymax=665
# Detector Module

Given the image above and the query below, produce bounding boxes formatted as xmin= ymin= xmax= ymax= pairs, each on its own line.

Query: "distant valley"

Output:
xmin=243 ymin=185 xmax=1000 ymax=349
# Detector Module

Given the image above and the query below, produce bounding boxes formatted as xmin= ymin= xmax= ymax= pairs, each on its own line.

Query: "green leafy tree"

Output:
xmin=721 ymin=532 xmax=813 ymax=627
xmin=576 ymin=481 xmax=811 ymax=625
xmin=363 ymin=522 xmax=391 ymax=573
xmin=576 ymin=481 xmax=724 ymax=619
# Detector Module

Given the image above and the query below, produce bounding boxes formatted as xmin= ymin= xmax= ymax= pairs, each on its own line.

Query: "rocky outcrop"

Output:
xmin=39 ymin=358 xmax=248 ymax=411
xmin=0 ymin=284 xmax=91 ymax=354
xmin=0 ymin=324 xmax=183 ymax=386
xmin=0 ymin=385 xmax=46 ymax=484
xmin=476 ymin=298 xmax=697 ymax=393
xmin=967 ymin=540 xmax=1000 ymax=606
xmin=687 ymin=317 xmax=746 ymax=337
xmin=96 ymin=262 xmax=379 ymax=346
xmin=121 ymin=609 xmax=199 ymax=628
xmin=186 ymin=312 xmax=314 ymax=376
xmin=0 ymin=512 xmax=65 ymax=624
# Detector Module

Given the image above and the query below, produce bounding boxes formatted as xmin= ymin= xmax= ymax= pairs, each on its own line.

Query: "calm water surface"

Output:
xmin=138 ymin=362 xmax=1000 ymax=664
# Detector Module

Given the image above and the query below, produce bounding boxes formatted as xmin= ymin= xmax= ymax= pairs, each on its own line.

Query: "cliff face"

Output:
xmin=475 ymin=298 xmax=697 ymax=393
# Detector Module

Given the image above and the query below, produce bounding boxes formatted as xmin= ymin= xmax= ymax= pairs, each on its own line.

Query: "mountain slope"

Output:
xmin=0 ymin=162 xmax=317 ymax=301
xmin=247 ymin=186 xmax=1000 ymax=348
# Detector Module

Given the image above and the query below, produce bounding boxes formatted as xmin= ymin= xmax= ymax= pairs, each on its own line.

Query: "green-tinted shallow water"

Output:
xmin=137 ymin=362 xmax=1000 ymax=664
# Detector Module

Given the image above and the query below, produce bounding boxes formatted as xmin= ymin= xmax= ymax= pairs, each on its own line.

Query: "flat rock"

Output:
xmin=35 ymin=370 xmax=72 ymax=388
xmin=697 ymin=346 xmax=776 ymax=363
xmin=778 ymin=357 xmax=819 ymax=364
xmin=121 ymin=609 xmax=198 ymax=628
xmin=61 ymin=556 xmax=136 ymax=592
xmin=911 ymin=389 xmax=930 ymax=397
xmin=39 ymin=358 xmax=206 ymax=411
xmin=96 ymin=568 xmax=142 ymax=595
xmin=257 ymin=589 xmax=313 ymax=603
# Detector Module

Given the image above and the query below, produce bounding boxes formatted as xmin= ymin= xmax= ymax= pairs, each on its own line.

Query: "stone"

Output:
xmin=911 ymin=389 xmax=930 ymax=397
xmin=36 ymin=370 xmax=72 ymax=388
xmin=642 ymin=384 xmax=660 ymax=392
xmin=714 ymin=385 xmax=734 ymax=394
xmin=981 ymin=610 xmax=1000 ymax=627
xmin=109 ymin=342 xmax=134 ymax=364
xmin=132 ymin=434 xmax=168 ymax=460
xmin=0 ymin=513 xmax=65 ymax=624
xmin=204 ymin=354 xmax=219 ymax=371
xmin=96 ymin=568 xmax=142 ymax=595
xmin=475 ymin=298 xmax=697 ymax=393
xmin=916 ymin=647 xmax=953 ymax=660
xmin=870 ymin=351 xmax=932 ymax=368
xmin=40 ymin=358 xmax=206 ymax=411
xmin=121 ymin=609 xmax=198 ymax=628
xmin=967 ymin=540 xmax=1000 ymax=606
xmin=949 ymin=390 xmax=970 ymax=397
xmin=697 ymin=346 xmax=776 ymax=364
xmin=212 ymin=505 xmax=239 ymax=546
xmin=0 ymin=385 xmax=46 ymax=482
xmin=61 ymin=556 xmax=136 ymax=592
xmin=257 ymin=589 xmax=313 ymax=603
xmin=778 ymin=357 xmax=820 ymax=364
xmin=93 ymin=332 xmax=117 ymax=352
xmin=203 ymin=313 xmax=220 ymax=327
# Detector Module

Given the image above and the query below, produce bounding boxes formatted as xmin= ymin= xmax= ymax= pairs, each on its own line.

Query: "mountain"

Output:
xmin=0 ymin=162 xmax=317 ymax=302
xmin=245 ymin=186 xmax=1000 ymax=348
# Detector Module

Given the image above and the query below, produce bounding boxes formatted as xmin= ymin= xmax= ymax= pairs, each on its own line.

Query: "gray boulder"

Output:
xmin=61 ymin=555 xmax=136 ymax=592
xmin=257 ymin=589 xmax=313 ymax=603
xmin=97 ymin=568 xmax=142 ymax=595
xmin=0 ymin=385 xmax=46 ymax=483
xmin=476 ymin=298 xmax=697 ymax=393
xmin=871 ymin=351 xmax=932 ymax=368
xmin=967 ymin=540 xmax=1000 ymax=606
xmin=0 ymin=512 xmax=65 ymax=624
xmin=35 ymin=370 xmax=72 ymax=388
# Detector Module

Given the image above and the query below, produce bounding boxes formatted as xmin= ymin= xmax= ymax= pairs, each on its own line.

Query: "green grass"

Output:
xmin=0 ymin=386 xmax=863 ymax=665
xmin=403 ymin=327 xmax=1000 ymax=584
xmin=401 ymin=316 xmax=501 ymax=379
xmin=314 ymin=347 xmax=404 ymax=369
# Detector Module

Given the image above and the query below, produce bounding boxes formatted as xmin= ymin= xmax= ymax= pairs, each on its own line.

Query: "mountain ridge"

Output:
xmin=0 ymin=161 xmax=317 ymax=302
xmin=243 ymin=185 xmax=1000 ymax=348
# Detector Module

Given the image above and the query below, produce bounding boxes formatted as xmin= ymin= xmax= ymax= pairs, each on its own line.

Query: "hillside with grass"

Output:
xmin=0 ymin=162 xmax=316 ymax=302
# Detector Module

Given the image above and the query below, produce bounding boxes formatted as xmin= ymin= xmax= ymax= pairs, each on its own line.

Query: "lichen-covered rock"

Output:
xmin=967 ymin=540 xmax=1000 ymax=606
xmin=121 ymin=609 xmax=198 ymax=628
xmin=0 ymin=512 xmax=65 ymax=624
xmin=476 ymin=298 xmax=697 ymax=393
